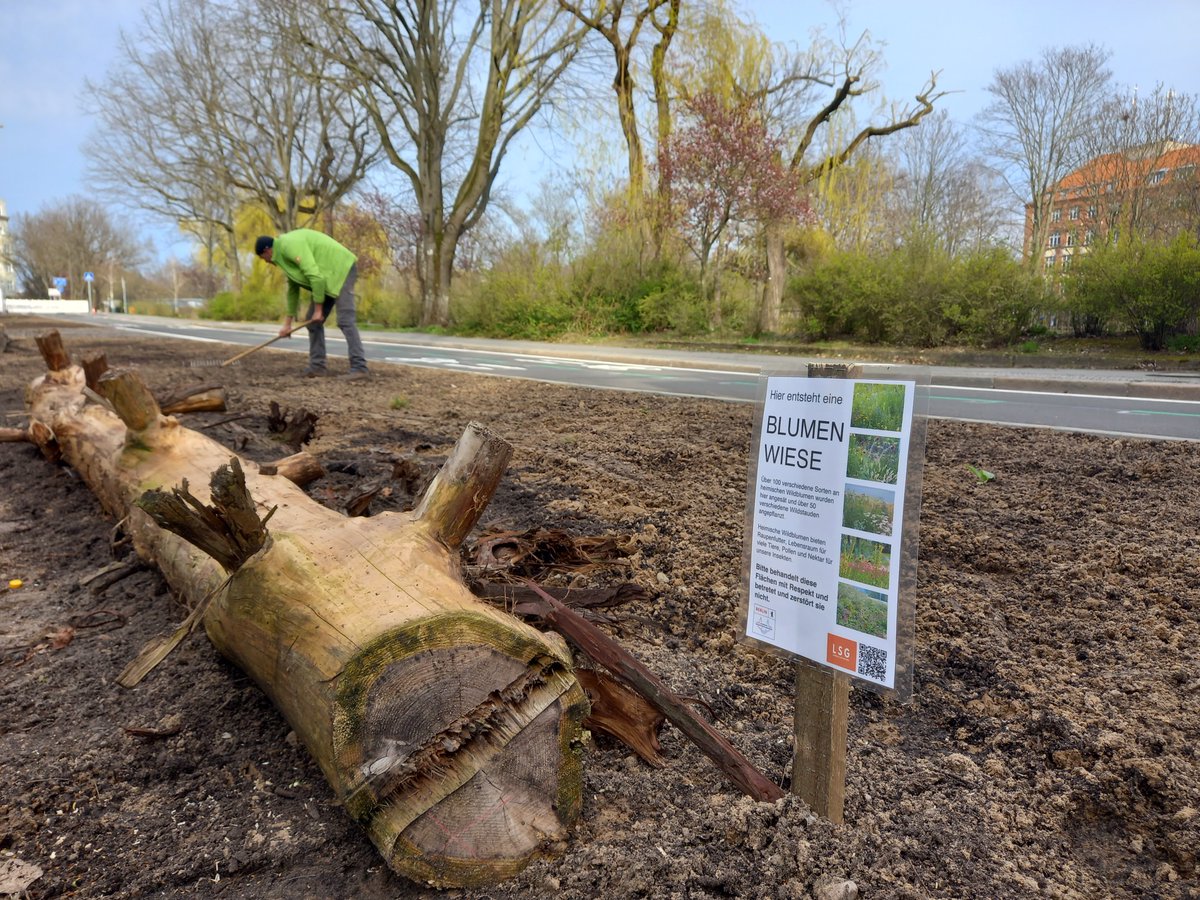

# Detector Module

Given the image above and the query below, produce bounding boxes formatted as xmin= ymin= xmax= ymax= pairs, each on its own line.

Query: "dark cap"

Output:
xmin=254 ymin=235 xmax=274 ymax=256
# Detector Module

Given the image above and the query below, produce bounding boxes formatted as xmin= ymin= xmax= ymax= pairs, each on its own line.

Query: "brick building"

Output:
xmin=1025 ymin=141 xmax=1200 ymax=272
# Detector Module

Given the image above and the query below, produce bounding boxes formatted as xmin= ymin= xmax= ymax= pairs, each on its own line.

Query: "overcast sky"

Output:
xmin=1 ymin=0 xmax=1197 ymax=263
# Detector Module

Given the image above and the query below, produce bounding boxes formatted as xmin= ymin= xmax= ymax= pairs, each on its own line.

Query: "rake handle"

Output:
xmin=220 ymin=318 xmax=316 ymax=367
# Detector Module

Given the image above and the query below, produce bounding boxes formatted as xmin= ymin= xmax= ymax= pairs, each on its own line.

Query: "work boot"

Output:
xmin=302 ymin=368 xmax=328 ymax=378
xmin=340 ymin=370 xmax=370 ymax=381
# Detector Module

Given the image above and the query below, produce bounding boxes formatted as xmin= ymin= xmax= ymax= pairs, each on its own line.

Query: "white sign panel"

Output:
xmin=743 ymin=376 xmax=916 ymax=690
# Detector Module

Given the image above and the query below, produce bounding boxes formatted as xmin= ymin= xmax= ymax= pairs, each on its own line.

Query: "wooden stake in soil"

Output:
xmin=791 ymin=363 xmax=856 ymax=825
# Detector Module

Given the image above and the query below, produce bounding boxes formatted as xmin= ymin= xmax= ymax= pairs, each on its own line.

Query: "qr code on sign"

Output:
xmin=857 ymin=645 xmax=888 ymax=681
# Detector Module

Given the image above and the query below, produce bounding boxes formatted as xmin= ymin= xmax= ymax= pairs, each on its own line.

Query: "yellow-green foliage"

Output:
xmin=357 ymin=281 xmax=419 ymax=329
xmin=786 ymin=244 xmax=1046 ymax=347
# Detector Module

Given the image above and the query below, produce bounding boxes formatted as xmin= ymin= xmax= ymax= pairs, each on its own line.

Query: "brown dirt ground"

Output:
xmin=1 ymin=316 xmax=1197 ymax=900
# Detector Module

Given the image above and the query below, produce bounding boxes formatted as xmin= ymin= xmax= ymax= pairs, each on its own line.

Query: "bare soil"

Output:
xmin=1 ymin=317 xmax=1197 ymax=900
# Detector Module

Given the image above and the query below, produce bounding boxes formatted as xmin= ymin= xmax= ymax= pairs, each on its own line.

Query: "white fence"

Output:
xmin=0 ymin=298 xmax=91 ymax=315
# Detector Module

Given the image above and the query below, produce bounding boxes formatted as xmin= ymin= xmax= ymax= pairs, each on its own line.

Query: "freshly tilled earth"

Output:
xmin=1 ymin=317 xmax=1197 ymax=899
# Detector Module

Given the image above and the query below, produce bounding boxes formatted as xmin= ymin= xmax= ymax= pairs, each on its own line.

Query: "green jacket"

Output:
xmin=272 ymin=229 xmax=357 ymax=317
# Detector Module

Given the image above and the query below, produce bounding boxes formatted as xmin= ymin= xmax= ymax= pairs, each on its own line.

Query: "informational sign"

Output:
xmin=741 ymin=374 xmax=920 ymax=694
xmin=53 ymin=277 xmax=68 ymax=291
xmin=83 ymin=271 xmax=95 ymax=282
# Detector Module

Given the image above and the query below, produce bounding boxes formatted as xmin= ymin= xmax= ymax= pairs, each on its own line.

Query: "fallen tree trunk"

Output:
xmin=23 ymin=333 xmax=588 ymax=889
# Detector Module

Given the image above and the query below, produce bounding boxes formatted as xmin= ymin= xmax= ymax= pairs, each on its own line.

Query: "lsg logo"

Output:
xmin=826 ymin=633 xmax=857 ymax=671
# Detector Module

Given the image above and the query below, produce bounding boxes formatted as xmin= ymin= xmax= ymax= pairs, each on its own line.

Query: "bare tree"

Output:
xmin=84 ymin=0 xmax=379 ymax=288
xmin=890 ymin=110 xmax=1012 ymax=254
xmin=557 ymin=0 xmax=679 ymax=230
xmin=10 ymin=197 xmax=146 ymax=304
xmin=748 ymin=28 xmax=941 ymax=332
xmin=1075 ymin=85 xmax=1200 ymax=245
xmin=977 ymin=44 xmax=1113 ymax=268
xmin=317 ymin=1 xmax=585 ymax=327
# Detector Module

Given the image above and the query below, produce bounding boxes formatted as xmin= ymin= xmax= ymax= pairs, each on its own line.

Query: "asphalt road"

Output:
xmin=56 ymin=314 xmax=1200 ymax=442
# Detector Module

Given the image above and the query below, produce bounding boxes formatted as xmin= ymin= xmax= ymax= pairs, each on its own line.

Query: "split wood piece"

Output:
xmin=23 ymin=353 xmax=587 ymax=889
xmin=158 ymin=384 xmax=227 ymax=415
xmin=258 ymin=451 xmax=325 ymax=487
xmin=136 ymin=458 xmax=270 ymax=572
xmin=81 ymin=559 xmax=149 ymax=595
xmin=35 ymin=330 xmax=70 ymax=371
xmin=199 ymin=412 xmax=256 ymax=431
xmin=524 ymin=580 xmax=785 ymax=803
xmin=82 ymin=353 xmax=108 ymax=392
xmin=577 ymin=668 xmax=666 ymax=767
xmin=0 ymin=427 xmax=30 ymax=443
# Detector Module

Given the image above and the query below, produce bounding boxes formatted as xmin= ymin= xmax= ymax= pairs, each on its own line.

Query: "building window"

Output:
xmin=1062 ymin=254 xmax=1073 ymax=270
xmin=1049 ymin=232 xmax=1061 ymax=247
xmin=1088 ymin=205 xmax=1097 ymax=218
xmin=1051 ymin=209 xmax=1062 ymax=222
xmin=1067 ymin=232 xmax=1077 ymax=247
xmin=1084 ymin=230 xmax=1095 ymax=246
xmin=1045 ymin=255 xmax=1056 ymax=271
xmin=1175 ymin=165 xmax=1196 ymax=182
xmin=1069 ymin=207 xmax=1080 ymax=220
xmin=1148 ymin=169 xmax=1166 ymax=185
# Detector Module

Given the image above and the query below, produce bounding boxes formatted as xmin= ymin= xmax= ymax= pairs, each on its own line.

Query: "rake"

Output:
xmin=188 ymin=318 xmax=315 ymax=368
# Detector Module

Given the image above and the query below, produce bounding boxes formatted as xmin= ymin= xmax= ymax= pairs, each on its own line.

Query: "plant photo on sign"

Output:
xmin=839 ymin=534 xmax=892 ymax=589
xmin=847 ymin=434 xmax=901 ymax=484
xmin=836 ymin=582 xmax=889 ymax=638
xmin=850 ymin=382 xmax=906 ymax=432
xmin=841 ymin=484 xmax=896 ymax=536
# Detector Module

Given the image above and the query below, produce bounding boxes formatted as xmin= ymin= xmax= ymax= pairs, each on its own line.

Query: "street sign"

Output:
xmin=53 ymin=277 xmax=67 ymax=290
xmin=84 ymin=272 xmax=94 ymax=282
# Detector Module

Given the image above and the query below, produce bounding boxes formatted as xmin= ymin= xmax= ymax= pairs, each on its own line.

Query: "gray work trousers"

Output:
xmin=304 ymin=264 xmax=367 ymax=373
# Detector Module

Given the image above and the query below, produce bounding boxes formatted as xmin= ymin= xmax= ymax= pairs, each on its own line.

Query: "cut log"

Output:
xmin=158 ymin=384 xmax=227 ymax=415
xmin=258 ymin=451 xmax=325 ymax=487
xmin=0 ymin=427 xmax=30 ymax=443
xmin=23 ymin=345 xmax=588 ymax=889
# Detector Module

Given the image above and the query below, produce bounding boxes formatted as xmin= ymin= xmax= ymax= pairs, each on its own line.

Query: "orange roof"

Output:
xmin=1057 ymin=143 xmax=1200 ymax=192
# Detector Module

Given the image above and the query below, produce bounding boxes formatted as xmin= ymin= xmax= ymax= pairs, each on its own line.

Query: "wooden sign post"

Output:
xmin=740 ymin=360 xmax=922 ymax=825
xmin=791 ymin=363 xmax=853 ymax=822
xmin=793 ymin=664 xmax=849 ymax=822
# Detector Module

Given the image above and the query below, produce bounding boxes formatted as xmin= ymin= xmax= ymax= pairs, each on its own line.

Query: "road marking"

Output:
xmin=1122 ymin=408 xmax=1200 ymax=418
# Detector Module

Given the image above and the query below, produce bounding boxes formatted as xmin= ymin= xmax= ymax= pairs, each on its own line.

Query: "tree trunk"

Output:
xmin=759 ymin=221 xmax=786 ymax=335
xmin=418 ymin=227 xmax=456 ymax=328
xmin=23 ymin=340 xmax=588 ymax=889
